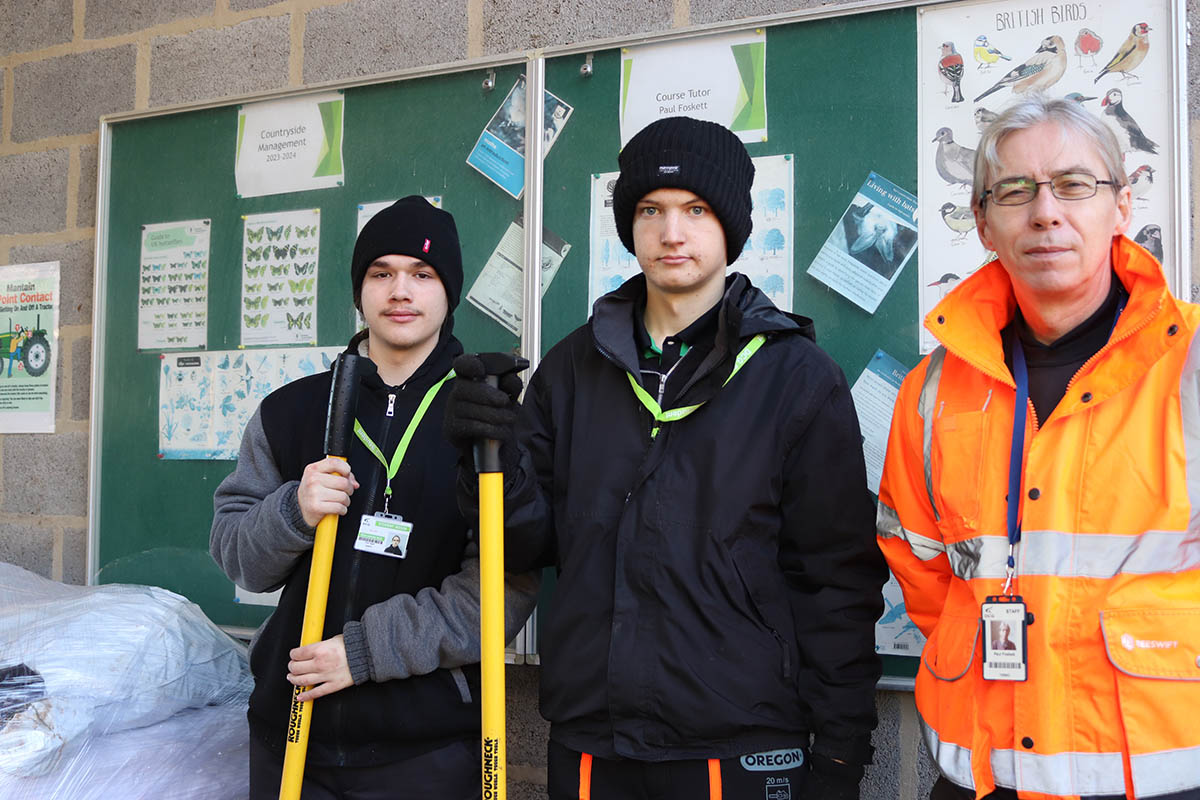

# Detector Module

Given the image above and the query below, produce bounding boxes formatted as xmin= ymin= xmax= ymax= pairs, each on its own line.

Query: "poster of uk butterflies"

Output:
xmin=137 ymin=220 xmax=211 ymax=350
xmin=241 ymin=208 xmax=320 ymax=347
xmin=159 ymin=346 xmax=342 ymax=459
xmin=917 ymin=0 xmax=1175 ymax=352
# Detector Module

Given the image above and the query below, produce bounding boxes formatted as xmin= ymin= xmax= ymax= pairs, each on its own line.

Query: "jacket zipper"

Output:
xmin=334 ymin=380 xmax=400 ymax=764
xmin=770 ymin=627 xmax=793 ymax=680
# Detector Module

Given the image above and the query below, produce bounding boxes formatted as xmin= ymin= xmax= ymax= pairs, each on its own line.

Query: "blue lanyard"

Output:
xmin=1003 ymin=291 xmax=1126 ymax=594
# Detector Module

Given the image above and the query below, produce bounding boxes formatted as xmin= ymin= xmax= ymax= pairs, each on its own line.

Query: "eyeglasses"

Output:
xmin=982 ymin=172 xmax=1117 ymax=207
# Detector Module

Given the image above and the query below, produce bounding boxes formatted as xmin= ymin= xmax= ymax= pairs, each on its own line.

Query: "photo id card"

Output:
xmin=982 ymin=595 xmax=1027 ymax=681
xmin=354 ymin=513 xmax=413 ymax=559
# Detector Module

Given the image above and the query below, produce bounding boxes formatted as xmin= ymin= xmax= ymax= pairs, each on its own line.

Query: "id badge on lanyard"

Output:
xmin=983 ymin=293 xmax=1124 ymax=681
xmin=355 ymin=512 xmax=413 ymax=559
xmin=982 ymin=595 xmax=1028 ymax=681
xmin=351 ymin=369 xmax=453 ymax=560
xmin=984 ymin=337 xmax=1032 ymax=682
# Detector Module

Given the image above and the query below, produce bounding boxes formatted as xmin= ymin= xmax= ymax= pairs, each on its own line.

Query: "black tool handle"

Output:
xmin=471 ymin=352 xmax=529 ymax=473
xmin=323 ymin=353 xmax=374 ymax=457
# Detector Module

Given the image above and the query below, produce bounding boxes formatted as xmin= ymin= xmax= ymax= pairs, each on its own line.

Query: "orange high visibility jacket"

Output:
xmin=878 ymin=236 xmax=1200 ymax=799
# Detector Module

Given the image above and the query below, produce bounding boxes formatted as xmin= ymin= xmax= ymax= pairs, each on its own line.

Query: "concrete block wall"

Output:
xmin=1 ymin=1 xmax=1197 ymax=797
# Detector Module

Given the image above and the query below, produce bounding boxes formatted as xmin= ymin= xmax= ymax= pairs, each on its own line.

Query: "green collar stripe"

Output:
xmin=626 ymin=334 xmax=766 ymax=435
xmin=354 ymin=368 xmax=455 ymax=496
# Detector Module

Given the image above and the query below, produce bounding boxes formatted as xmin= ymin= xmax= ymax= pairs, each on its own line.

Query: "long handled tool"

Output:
xmin=280 ymin=353 xmax=372 ymax=800
xmin=472 ymin=353 xmax=528 ymax=800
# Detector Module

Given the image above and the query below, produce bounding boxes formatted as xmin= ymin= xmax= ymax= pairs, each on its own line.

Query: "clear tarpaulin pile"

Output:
xmin=0 ymin=563 xmax=252 ymax=799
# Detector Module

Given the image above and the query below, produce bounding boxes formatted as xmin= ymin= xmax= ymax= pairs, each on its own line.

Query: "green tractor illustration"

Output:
xmin=0 ymin=315 xmax=50 ymax=378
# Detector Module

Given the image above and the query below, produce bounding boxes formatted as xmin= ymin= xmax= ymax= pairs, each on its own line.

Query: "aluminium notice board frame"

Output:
xmin=88 ymin=0 xmax=1190 ymax=692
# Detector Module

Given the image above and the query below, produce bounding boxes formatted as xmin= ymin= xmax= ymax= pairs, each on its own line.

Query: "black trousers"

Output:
xmin=548 ymin=739 xmax=808 ymax=800
xmin=249 ymin=735 xmax=481 ymax=800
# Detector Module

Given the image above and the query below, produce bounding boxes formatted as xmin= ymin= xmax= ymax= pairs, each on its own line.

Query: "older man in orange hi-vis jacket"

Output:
xmin=878 ymin=93 xmax=1200 ymax=800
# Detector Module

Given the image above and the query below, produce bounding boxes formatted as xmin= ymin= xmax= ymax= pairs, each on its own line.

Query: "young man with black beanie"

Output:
xmin=212 ymin=196 xmax=538 ymax=800
xmin=446 ymin=118 xmax=887 ymax=799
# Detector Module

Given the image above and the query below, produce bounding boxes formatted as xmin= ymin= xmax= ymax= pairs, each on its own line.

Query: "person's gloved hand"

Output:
xmin=800 ymin=753 xmax=864 ymax=800
xmin=443 ymin=353 xmax=524 ymax=455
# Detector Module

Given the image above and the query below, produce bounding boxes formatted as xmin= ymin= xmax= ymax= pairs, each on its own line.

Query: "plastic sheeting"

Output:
xmin=0 ymin=563 xmax=252 ymax=798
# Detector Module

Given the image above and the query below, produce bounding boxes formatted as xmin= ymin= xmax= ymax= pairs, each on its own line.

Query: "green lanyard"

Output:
xmin=353 ymin=369 xmax=454 ymax=513
xmin=625 ymin=333 xmax=766 ymax=438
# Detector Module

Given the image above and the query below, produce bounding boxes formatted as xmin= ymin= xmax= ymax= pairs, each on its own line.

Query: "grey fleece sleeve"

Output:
xmin=210 ymin=408 xmax=316 ymax=593
xmin=341 ymin=539 xmax=541 ymax=684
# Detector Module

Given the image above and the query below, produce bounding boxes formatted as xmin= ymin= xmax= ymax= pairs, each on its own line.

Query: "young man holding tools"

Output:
xmin=447 ymin=117 xmax=888 ymax=800
xmin=211 ymin=196 xmax=539 ymax=800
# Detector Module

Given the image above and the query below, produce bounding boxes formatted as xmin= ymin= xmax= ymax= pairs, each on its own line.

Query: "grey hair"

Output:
xmin=972 ymin=93 xmax=1128 ymax=209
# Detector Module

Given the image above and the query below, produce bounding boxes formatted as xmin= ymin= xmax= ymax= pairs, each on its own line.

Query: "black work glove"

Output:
xmin=443 ymin=353 xmax=524 ymax=455
xmin=800 ymin=753 xmax=865 ymax=800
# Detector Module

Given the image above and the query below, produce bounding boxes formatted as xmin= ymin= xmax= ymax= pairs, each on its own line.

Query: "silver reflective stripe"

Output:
xmin=920 ymin=716 xmax=974 ymax=789
xmin=945 ymin=529 xmax=1200 ymax=581
xmin=921 ymin=714 xmax=1127 ymax=795
xmin=1021 ymin=528 xmax=1200 ymax=577
xmin=877 ymin=501 xmax=946 ymax=561
xmin=1131 ymin=743 xmax=1200 ymax=797
xmin=1179 ymin=327 xmax=1200 ymax=529
xmin=1012 ymin=750 xmax=1126 ymax=796
xmin=946 ymin=536 xmax=1005 ymax=580
xmin=919 ymin=347 xmax=946 ymax=522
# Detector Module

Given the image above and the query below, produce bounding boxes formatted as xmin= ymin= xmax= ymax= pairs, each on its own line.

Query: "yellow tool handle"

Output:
xmin=479 ymin=470 xmax=506 ymax=800
xmin=279 ymin=458 xmax=345 ymax=800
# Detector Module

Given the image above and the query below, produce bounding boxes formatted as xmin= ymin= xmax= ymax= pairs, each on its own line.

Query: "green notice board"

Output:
xmin=536 ymin=10 xmax=922 ymax=681
xmin=96 ymin=63 xmax=529 ymax=630
xmin=98 ymin=8 xmax=924 ymax=682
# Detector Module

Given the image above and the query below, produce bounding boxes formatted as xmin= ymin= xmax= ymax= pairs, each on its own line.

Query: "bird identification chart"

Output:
xmin=918 ymin=0 xmax=1175 ymax=352
xmin=159 ymin=346 xmax=342 ymax=460
xmin=806 ymin=172 xmax=918 ymax=314
xmin=588 ymin=155 xmax=795 ymax=311
xmin=241 ymin=209 xmax=320 ymax=347
xmin=137 ymin=220 xmax=210 ymax=351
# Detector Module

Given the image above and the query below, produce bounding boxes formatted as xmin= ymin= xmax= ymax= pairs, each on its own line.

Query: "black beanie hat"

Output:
xmin=350 ymin=195 xmax=463 ymax=312
xmin=612 ymin=116 xmax=755 ymax=266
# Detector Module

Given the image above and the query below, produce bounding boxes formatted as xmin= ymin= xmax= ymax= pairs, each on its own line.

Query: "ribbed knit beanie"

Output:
xmin=612 ymin=117 xmax=755 ymax=265
xmin=350 ymin=196 xmax=463 ymax=311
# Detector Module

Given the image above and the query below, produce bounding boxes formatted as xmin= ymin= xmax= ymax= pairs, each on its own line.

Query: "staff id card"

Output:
xmin=982 ymin=595 xmax=1027 ymax=681
xmin=355 ymin=513 xmax=413 ymax=559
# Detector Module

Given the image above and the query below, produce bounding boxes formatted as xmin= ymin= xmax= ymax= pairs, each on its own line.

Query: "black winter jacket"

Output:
xmin=499 ymin=274 xmax=887 ymax=764
xmin=214 ymin=331 xmax=479 ymax=767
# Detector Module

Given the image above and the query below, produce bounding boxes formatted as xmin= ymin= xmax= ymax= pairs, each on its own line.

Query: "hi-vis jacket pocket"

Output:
xmin=931 ymin=411 xmax=989 ymax=533
xmin=1101 ymin=608 xmax=1200 ymax=680
xmin=923 ymin=613 xmax=981 ymax=681
xmin=1100 ymin=608 xmax=1200 ymax=797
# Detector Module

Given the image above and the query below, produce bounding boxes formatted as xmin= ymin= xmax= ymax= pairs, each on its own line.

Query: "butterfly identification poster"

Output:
xmin=137 ymin=220 xmax=210 ymax=350
xmin=241 ymin=208 xmax=320 ymax=346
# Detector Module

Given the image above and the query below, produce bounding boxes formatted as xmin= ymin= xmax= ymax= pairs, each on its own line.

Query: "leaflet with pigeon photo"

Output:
xmin=806 ymin=171 xmax=918 ymax=314
xmin=917 ymin=0 xmax=1176 ymax=352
